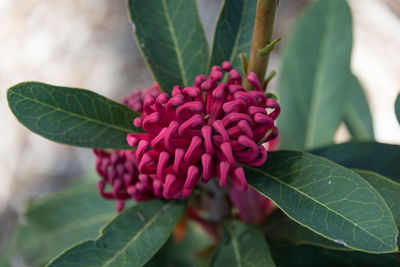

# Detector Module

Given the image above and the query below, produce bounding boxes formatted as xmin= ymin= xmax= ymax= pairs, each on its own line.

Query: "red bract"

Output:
xmin=94 ymin=84 xmax=161 ymax=212
xmin=94 ymin=149 xmax=163 ymax=212
xmin=121 ymin=83 xmax=160 ymax=112
xmin=127 ymin=62 xmax=280 ymax=199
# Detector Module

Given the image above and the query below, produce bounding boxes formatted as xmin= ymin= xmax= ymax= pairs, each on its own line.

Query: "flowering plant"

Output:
xmin=5 ymin=0 xmax=400 ymax=266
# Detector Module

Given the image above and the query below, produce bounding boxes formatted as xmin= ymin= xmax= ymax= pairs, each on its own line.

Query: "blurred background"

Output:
xmin=0 ymin=0 xmax=399 ymax=254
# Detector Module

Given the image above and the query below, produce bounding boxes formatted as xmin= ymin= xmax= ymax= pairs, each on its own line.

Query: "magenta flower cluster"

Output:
xmin=94 ymin=62 xmax=280 ymax=211
xmin=95 ymin=149 xmax=163 ymax=212
xmin=127 ymin=62 xmax=280 ymax=199
xmin=95 ymin=84 xmax=162 ymax=212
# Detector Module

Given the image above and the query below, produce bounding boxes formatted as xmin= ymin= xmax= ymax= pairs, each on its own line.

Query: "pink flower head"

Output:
xmin=127 ymin=61 xmax=280 ymax=199
xmin=94 ymin=83 xmax=161 ymax=212
xmin=94 ymin=149 xmax=163 ymax=212
xmin=121 ymin=82 xmax=160 ymax=112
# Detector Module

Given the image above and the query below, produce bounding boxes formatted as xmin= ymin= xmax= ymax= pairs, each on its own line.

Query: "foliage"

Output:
xmin=6 ymin=0 xmax=400 ymax=266
xmin=7 ymin=82 xmax=142 ymax=149
xmin=211 ymin=220 xmax=275 ymax=266
xmin=13 ymin=181 xmax=116 ymax=266
xmin=277 ymin=0 xmax=352 ymax=150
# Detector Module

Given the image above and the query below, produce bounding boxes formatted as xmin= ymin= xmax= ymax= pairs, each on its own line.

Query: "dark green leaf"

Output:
xmin=246 ymin=151 xmax=398 ymax=253
xmin=47 ymin=200 xmax=186 ymax=267
xmin=7 ymin=82 xmax=142 ymax=149
xmin=278 ymin=218 xmax=347 ymax=251
xmin=209 ymin=0 xmax=257 ymax=74
xmin=146 ymin=221 xmax=214 ymax=267
xmin=277 ymin=168 xmax=400 ymax=251
xmin=310 ymin=142 xmax=400 ymax=181
xmin=271 ymin=245 xmax=400 ymax=267
xmin=344 ymin=74 xmax=374 ymax=140
xmin=395 ymin=93 xmax=400 ymax=124
xmin=354 ymin=169 xmax=400 ymax=241
xmin=127 ymin=0 xmax=209 ymax=94
xmin=278 ymin=0 xmax=353 ymax=149
xmin=264 ymin=205 xmax=347 ymax=252
xmin=14 ymin=182 xmax=116 ymax=266
xmin=211 ymin=220 xmax=276 ymax=267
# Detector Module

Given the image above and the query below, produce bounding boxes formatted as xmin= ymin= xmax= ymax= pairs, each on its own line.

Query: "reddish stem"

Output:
xmin=244 ymin=0 xmax=278 ymax=91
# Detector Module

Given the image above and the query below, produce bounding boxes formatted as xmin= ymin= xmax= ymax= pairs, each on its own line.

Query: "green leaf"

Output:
xmin=14 ymin=182 xmax=116 ymax=266
xmin=264 ymin=207 xmax=347 ymax=252
xmin=209 ymin=0 xmax=257 ymax=74
xmin=211 ymin=220 xmax=276 ymax=267
xmin=344 ymin=74 xmax=374 ymax=140
xmin=276 ymin=168 xmax=400 ymax=252
xmin=310 ymin=142 xmax=400 ymax=181
xmin=245 ymin=151 xmax=398 ymax=253
xmin=146 ymin=221 xmax=214 ymax=267
xmin=7 ymin=82 xmax=142 ymax=149
xmin=395 ymin=93 xmax=400 ymax=124
xmin=271 ymin=245 xmax=400 ymax=267
xmin=278 ymin=218 xmax=348 ymax=251
xmin=47 ymin=200 xmax=186 ymax=267
xmin=127 ymin=0 xmax=209 ymax=94
xmin=278 ymin=0 xmax=353 ymax=150
xmin=354 ymin=170 xmax=400 ymax=238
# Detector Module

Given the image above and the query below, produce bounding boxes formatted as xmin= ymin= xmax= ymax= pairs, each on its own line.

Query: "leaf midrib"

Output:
xmin=344 ymin=104 xmax=372 ymax=139
xmin=228 ymin=0 xmax=248 ymax=65
xmin=10 ymin=90 xmax=134 ymax=134
xmin=304 ymin=1 xmax=337 ymax=149
xmin=26 ymin=212 xmax=115 ymax=247
xmin=161 ymin=0 xmax=188 ymax=87
xmin=227 ymin=225 xmax=242 ymax=267
xmin=102 ymin=202 xmax=174 ymax=266
xmin=245 ymin=165 xmax=394 ymax=250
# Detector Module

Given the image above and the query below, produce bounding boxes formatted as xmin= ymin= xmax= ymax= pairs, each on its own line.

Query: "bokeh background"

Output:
xmin=1 ymin=0 xmax=399 ymax=255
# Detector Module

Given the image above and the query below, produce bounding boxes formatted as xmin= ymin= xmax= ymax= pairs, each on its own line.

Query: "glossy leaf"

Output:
xmin=355 ymin=170 xmax=400 ymax=239
xmin=246 ymin=151 xmax=398 ymax=253
xmin=278 ymin=0 xmax=353 ymax=150
xmin=14 ymin=182 xmax=116 ymax=266
xmin=395 ymin=93 xmax=400 ymax=124
xmin=211 ymin=220 xmax=275 ymax=267
xmin=271 ymin=245 xmax=400 ymax=267
xmin=344 ymin=74 xmax=374 ymax=140
xmin=209 ymin=0 xmax=257 ymax=73
xmin=47 ymin=200 xmax=186 ymax=267
xmin=7 ymin=82 xmax=142 ymax=149
xmin=310 ymin=142 xmax=400 ymax=181
xmin=278 ymin=169 xmax=400 ymax=251
xmin=127 ymin=0 xmax=208 ymax=94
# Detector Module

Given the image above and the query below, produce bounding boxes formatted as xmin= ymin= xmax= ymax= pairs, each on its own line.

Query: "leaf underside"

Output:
xmin=278 ymin=0 xmax=353 ymax=150
xmin=343 ymin=74 xmax=374 ymax=141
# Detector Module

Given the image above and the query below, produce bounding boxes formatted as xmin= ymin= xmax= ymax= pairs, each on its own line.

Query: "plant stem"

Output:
xmin=244 ymin=0 xmax=278 ymax=91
